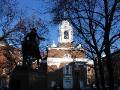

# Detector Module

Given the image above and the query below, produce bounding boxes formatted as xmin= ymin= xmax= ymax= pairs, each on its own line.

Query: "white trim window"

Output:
xmin=63 ymin=65 xmax=72 ymax=75
xmin=64 ymin=30 xmax=69 ymax=39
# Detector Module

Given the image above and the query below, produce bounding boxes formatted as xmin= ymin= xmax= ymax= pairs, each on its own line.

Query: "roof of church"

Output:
xmin=48 ymin=42 xmax=84 ymax=51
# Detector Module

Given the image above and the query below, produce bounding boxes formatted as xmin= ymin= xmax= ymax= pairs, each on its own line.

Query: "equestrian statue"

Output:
xmin=22 ymin=28 xmax=44 ymax=68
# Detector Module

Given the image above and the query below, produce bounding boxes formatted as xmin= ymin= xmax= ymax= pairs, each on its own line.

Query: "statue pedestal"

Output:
xmin=9 ymin=65 xmax=47 ymax=90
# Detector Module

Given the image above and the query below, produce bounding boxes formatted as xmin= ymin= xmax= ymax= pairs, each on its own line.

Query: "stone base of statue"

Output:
xmin=9 ymin=64 xmax=47 ymax=90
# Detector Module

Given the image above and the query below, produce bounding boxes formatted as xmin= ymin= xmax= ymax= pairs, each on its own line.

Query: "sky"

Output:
xmin=17 ymin=0 xmax=59 ymax=45
xmin=3 ymin=0 xmax=119 ymax=51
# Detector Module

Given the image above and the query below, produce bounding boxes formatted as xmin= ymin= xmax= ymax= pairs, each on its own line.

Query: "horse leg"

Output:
xmin=26 ymin=56 xmax=32 ymax=68
xmin=27 ymin=60 xmax=31 ymax=68
xmin=37 ymin=59 xmax=40 ymax=68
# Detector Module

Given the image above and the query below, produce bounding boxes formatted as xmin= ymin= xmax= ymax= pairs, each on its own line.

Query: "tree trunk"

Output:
xmin=104 ymin=32 xmax=114 ymax=90
xmin=105 ymin=46 xmax=114 ymax=90
xmin=97 ymin=57 xmax=105 ymax=90
xmin=94 ymin=60 xmax=100 ymax=90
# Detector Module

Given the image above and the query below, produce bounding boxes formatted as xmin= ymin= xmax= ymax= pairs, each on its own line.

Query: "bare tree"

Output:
xmin=0 ymin=0 xmax=48 ymax=78
xmin=50 ymin=0 xmax=120 ymax=90
xmin=7 ymin=15 xmax=48 ymax=47
xmin=0 ymin=0 xmax=17 ymax=41
xmin=0 ymin=1 xmax=48 ymax=89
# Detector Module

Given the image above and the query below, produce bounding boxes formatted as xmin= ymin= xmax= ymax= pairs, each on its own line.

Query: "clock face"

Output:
xmin=64 ymin=31 xmax=69 ymax=39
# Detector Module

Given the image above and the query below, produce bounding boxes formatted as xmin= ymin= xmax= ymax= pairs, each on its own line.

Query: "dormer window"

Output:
xmin=64 ymin=31 xmax=69 ymax=39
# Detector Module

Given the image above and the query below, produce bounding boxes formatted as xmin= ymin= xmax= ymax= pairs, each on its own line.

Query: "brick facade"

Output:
xmin=48 ymin=48 xmax=85 ymax=59
xmin=47 ymin=42 xmax=91 ymax=89
xmin=0 ymin=44 xmax=22 ymax=88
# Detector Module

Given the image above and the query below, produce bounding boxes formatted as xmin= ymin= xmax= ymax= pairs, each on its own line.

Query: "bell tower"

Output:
xmin=59 ymin=20 xmax=73 ymax=44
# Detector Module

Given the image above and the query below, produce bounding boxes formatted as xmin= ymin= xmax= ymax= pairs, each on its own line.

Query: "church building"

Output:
xmin=47 ymin=20 xmax=94 ymax=89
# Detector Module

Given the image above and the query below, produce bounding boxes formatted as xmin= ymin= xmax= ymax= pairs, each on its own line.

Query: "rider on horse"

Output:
xmin=22 ymin=28 xmax=44 ymax=68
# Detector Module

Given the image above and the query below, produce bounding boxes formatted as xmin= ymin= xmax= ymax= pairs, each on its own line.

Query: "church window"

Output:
xmin=64 ymin=31 xmax=69 ymax=39
xmin=63 ymin=65 xmax=72 ymax=75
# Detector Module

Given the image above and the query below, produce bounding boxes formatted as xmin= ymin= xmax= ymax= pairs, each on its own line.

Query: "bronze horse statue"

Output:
xmin=22 ymin=28 xmax=44 ymax=68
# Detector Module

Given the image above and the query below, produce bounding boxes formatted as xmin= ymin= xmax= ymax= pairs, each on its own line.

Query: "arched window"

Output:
xmin=64 ymin=31 xmax=69 ymax=39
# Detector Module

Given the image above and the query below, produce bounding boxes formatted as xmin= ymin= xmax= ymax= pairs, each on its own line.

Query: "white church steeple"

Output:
xmin=59 ymin=20 xmax=73 ymax=44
